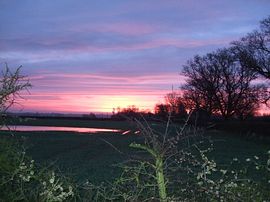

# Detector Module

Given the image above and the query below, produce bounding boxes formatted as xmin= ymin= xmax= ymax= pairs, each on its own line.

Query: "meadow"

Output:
xmin=1 ymin=117 xmax=269 ymax=184
xmin=0 ymin=118 xmax=270 ymax=201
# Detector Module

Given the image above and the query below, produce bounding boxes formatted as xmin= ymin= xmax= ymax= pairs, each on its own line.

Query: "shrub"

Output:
xmin=0 ymin=138 xmax=75 ymax=202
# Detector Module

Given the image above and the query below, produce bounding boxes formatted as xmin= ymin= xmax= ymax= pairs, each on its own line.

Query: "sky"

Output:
xmin=1 ymin=0 xmax=270 ymax=114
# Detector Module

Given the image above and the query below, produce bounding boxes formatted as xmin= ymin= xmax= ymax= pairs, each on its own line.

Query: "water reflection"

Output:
xmin=0 ymin=125 xmax=121 ymax=133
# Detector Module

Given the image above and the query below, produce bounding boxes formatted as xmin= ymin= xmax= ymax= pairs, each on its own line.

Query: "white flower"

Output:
xmin=254 ymin=156 xmax=259 ymax=160
xmin=49 ymin=178 xmax=54 ymax=184
xmin=246 ymin=158 xmax=251 ymax=162
xmin=220 ymin=169 xmax=227 ymax=175
xmin=49 ymin=173 xmax=55 ymax=184
xmin=197 ymin=173 xmax=202 ymax=180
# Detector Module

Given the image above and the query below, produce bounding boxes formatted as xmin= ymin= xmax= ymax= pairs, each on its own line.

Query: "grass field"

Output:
xmin=0 ymin=118 xmax=269 ymax=185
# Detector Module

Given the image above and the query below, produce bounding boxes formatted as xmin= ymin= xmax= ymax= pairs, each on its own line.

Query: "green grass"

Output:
xmin=0 ymin=119 xmax=269 ymax=185
xmin=207 ymin=130 xmax=269 ymax=165
xmin=0 ymin=130 xmax=143 ymax=183
xmin=213 ymin=120 xmax=270 ymax=137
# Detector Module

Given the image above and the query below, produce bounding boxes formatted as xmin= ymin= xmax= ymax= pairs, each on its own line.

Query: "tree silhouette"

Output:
xmin=154 ymin=103 xmax=170 ymax=119
xmin=164 ymin=92 xmax=187 ymax=117
xmin=182 ymin=48 xmax=265 ymax=120
xmin=232 ymin=16 xmax=270 ymax=106
xmin=155 ymin=92 xmax=187 ymax=120
xmin=233 ymin=16 xmax=270 ymax=79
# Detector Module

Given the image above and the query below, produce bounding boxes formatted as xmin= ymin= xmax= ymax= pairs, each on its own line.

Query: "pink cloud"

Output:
xmin=12 ymin=72 xmax=185 ymax=113
xmin=29 ymin=72 xmax=186 ymax=86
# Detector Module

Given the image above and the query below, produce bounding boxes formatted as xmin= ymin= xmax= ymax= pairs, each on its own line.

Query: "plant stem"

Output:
xmin=130 ymin=143 xmax=167 ymax=201
xmin=156 ymin=155 xmax=167 ymax=202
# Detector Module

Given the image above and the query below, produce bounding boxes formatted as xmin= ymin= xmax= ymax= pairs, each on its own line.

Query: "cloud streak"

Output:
xmin=11 ymin=72 xmax=183 ymax=113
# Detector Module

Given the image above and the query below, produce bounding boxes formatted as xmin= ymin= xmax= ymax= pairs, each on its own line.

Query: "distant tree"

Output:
xmin=182 ymin=48 xmax=264 ymax=120
xmin=164 ymin=92 xmax=187 ymax=118
xmin=121 ymin=105 xmax=139 ymax=114
xmin=0 ymin=63 xmax=31 ymax=115
xmin=111 ymin=105 xmax=140 ymax=119
xmin=154 ymin=103 xmax=170 ymax=119
xmin=82 ymin=113 xmax=96 ymax=119
xmin=233 ymin=16 xmax=270 ymax=79
xmin=155 ymin=92 xmax=187 ymax=120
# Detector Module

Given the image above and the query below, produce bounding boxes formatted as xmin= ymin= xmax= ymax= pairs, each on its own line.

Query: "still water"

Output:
xmin=0 ymin=125 xmax=121 ymax=133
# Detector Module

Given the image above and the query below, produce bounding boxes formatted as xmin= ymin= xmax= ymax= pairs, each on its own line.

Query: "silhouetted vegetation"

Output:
xmin=111 ymin=105 xmax=154 ymax=120
xmin=155 ymin=92 xmax=187 ymax=122
xmin=182 ymin=48 xmax=265 ymax=120
xmin=0 ymin=63 xmax=31 ymax=116
xmin=233 ymin=16 xmax=270 ymax=80
xmin=181 ymin=16 xmax=270 ymax=120
xmin=233 ymin=16 xmax=270 ymax=106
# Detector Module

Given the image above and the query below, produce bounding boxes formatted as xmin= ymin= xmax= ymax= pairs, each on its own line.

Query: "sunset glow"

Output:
xmin=1 ymin=1 xmax=270 ymax=114
xmin=14 ymin=72 xmax=182 ymax=113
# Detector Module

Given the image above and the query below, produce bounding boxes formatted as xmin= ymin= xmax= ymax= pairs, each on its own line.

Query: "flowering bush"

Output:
xmin=0 ymin=138 xmax=74 ymax=202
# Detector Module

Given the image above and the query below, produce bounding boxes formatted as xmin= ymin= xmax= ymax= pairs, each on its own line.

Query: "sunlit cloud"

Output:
xmin=11 ymin=72 xmax=183 ymax=113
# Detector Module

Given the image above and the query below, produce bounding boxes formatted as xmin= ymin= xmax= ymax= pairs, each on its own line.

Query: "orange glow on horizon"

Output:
xmin=12 ymin=93 xmax=162 ymax=114
xmin=9 ymin=72 xmax=178 ymax=114
xmin=11 ymin=89 xmax=270 ymax=115
xmin=10 ymin=72 xmax=270 ymax=115
xmin=97 ymin=95 xmax=156 ymax=113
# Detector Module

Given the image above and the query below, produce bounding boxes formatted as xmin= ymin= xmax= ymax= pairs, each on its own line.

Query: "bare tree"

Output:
xmin=164 ymin=92 xmax=186 ymax=116
xmin=155 ymin=92 xmax=187 ymax=120
xmin=0 ymin=63 xmax=31 ymax=115
xmin=182 ymin=48 xmax=264 ymax=120
xmin=233 ymin=16 xmax=270 ymax=79
xmin=182 ymin=53 xmax=224 ymax=116
xmin=232 ymin=16 xmax=270 ymax=106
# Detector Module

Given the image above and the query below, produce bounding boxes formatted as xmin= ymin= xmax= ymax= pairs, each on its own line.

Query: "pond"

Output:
xmin=0 ymin=125 xmax=121 ymax=133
